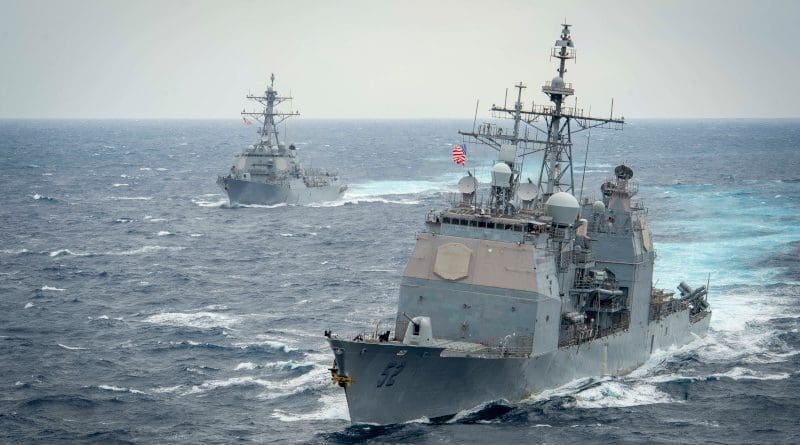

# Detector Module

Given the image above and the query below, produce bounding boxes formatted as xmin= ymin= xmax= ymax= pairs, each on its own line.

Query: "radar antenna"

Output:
xmin=459 ymin=23 xmax=624 ymax=211
xmin=240 ymin=73 xmax=300 ymax=151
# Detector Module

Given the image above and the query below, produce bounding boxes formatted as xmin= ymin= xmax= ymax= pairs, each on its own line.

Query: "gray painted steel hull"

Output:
xmin=329 ymin=312 xmax=710 ymax=424
xmin=217 ymin=177 xmax=345 ymax=206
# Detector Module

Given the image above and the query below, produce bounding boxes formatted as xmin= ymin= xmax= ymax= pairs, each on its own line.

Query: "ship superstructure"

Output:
xmin=217 ymin=74 xmax=346 ymax=205
xmin=325 ymin=24 xmax=711 ymax=424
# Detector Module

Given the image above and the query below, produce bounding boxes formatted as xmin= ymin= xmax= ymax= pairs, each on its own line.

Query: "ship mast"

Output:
xmin=459 ymin=23 xmax=624 ymax=210
xmin=241 ymin=73 xmax=300 ymax=151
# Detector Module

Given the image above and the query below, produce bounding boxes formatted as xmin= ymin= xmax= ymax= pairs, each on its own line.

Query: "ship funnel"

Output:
xmin=545 ymin=192 xmax=579 ymax=226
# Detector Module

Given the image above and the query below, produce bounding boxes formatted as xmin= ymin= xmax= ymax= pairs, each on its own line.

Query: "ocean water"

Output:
xmin=1 ymin=118 xmax=798 ymax=444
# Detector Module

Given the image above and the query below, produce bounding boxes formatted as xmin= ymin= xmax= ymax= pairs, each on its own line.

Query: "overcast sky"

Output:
xmin=1 ymin=0 xmax=799 ymax=119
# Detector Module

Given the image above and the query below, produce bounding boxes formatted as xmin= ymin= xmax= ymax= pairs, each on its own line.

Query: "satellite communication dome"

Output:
xmin=592 ymin=200 xmax=606 ymax=214
xmin=491 ymin=162 xmax=513 ymax=187
xmin=551 ymin=76 xmax=565 ymax=87
xmin=546 ymin=192 xmax=579 ymax=225
xmin=517 ymin=182 xmax=537 ymax=201
xmin=457 ymin=176 xmax=478 ymax=194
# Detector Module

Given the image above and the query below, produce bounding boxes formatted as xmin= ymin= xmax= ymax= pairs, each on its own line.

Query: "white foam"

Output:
xmin=709 ymin=366 xmax=791 ymax=381
xmin=569 ymin=379 xmax=675 ymax=409
xmin=234 ymin=362 xmax=257 ymax=371
xmin=156 ymin=167 xmax=168 ymax=171
xmin=1 ymin=248 xmax=29 ymax=254
xmin=97 ymin=384 xmax=146 ymax=395
xmin=192 ymin=197 xmax=228 ymax=208
xmin=272 ymin=392 xmax=350 ymax=422
xmin=237 ymin=203 xmax=288 ymax=209
xmin=185 ymin=376 xmax=274 ymax=395
xmin=41 ymin=285 xmax=65 ymax=291
xmin=109 ymin=245 xmax=185 ymax=256
xmin=156 ymin=231 xmax=172 ymax=236
xmin=50 ymin=249 xmax=88 ymax=257
xmin=24 ymin=302 xmax=34 ymax=309
xmin=139 ymin=167 xmax=151 ymax=171
xmin=142 ymin=311 xmax=240 ymax=329
xmin=110 ymin=196 xmax=153 ymax=201
xmin=152 ymin=385 xmax=182 ymax=394
xmin=189 ymin=233 xmax=204 ymax=237
xmin=58 ymin=343 xmax=87 ymax=350
xmin=112 ymin=183 xmax=129 ymax=187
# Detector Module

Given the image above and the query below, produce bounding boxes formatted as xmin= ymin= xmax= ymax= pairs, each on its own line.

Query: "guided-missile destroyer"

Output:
xmin=217 ymin=74 xmax=346 ymax=206
xmin=325 ymin=24 xmax=711 ymax=424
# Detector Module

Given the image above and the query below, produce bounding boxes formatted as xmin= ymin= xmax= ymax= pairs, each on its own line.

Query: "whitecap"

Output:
xmin=155 ymin=167 xmax=168 ymax=171
xmin=97 ymin=384 xmax=146 ymax=395
xmin=139 ymin=167 xmax=151 ymax=171
xmin=189 ymin=233 xmax=203 ymax=237
xmin=142 ymin=311 xmax=240 ymax=329
xmin=109 ymin=196 xmax=153 ymax=201
xmin=1 ymin=248 xmax=29 ymax=254
xmin=58 ymin=343 xmax=87 ymax=350
xmin=234 ymin=362 xmax=257 ymax=371
xmin=41 ymin=285 xmax=65 ymax=291
xmin=185 ymin=376 xmax=273 ymax=395
xmin=708 ymin=366 xmax=791 ymax=381
xmin=109 ymin=245 xmax=185 ymax=256
xmin=192 ymin=197 xmax=228 ymax=208
xmin=152 ymin=385 xmax=182 ymax=394
xmin=237 ymin=203 xmax=288 ymax=209
xmin=112 ymin=183 xmax=129 ymax=187
xmin=568 ymin=379 xmax=675 ymax=409
xmin=24 ymin=302 xmax=34 ymax=309
xmin=156 ymin=231 xmax=172 ymax=236
xmin=272 ymin=392 xmax=350 ymax=422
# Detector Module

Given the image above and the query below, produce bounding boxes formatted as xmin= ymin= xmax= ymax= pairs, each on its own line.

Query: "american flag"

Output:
xmin=452 ymin=144 xmax=467 ymax=165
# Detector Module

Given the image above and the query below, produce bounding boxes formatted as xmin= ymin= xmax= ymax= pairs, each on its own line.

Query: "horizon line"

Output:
xmin=1 ymin=116 xmax=799 ymax=121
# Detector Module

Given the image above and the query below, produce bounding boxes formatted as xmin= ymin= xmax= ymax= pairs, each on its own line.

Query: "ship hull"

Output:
xmin=329 ymin=311 xmax=710 ymax=424
xmin=217 ymin=177 xmax=346 ymax=206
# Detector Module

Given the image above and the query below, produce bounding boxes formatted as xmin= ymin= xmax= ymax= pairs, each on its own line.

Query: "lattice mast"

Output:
xmin=459 ymin=23 xmax=624 ymax=210
xmin=241 ymin=73 xmax=300 ymax=151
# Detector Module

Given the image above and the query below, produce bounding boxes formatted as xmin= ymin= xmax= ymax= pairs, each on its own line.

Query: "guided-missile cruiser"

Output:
xmin=325 ymin=24 xmax=711 ymax=424
xmin=217 ymin=74 xmax=346 ymax=206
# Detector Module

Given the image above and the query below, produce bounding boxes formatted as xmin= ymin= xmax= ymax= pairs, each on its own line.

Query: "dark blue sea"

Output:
xmin=1 ymin=119 xmax=799 ymax=444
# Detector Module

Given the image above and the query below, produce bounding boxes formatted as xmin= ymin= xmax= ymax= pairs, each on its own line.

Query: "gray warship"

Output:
xmin=325 ymin=24 xmax=711 ymax=424
xmin=217 ymin=74 xmax=346 ymax=206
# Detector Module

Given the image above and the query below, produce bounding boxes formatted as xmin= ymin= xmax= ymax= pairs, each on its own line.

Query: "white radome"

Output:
xmin=546 ymin=191 xmax=579 ymax=225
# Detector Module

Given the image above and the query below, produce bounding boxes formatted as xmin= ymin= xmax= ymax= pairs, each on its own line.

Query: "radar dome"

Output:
xmin=545 ymin=192 xmax=579 ymax=226
xmin=551 ymin=76 xmax=565 ymax=87
xmin=517 ymin=182 xmax=537 ymax=201
xmin=592 ymin=200 xmax=606 ymax=213
xmin=491 ymin=162 xmax=513 ymax=187
xmin=457 ymin=175 xmax=478 ymax=194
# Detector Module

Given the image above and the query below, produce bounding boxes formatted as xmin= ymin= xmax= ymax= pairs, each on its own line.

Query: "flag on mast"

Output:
xmin=242 ymin=117 xmax=252 ymax=125
xmin=452 ymin=144 xmax=467 ymax=165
